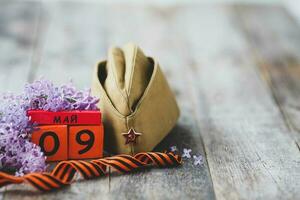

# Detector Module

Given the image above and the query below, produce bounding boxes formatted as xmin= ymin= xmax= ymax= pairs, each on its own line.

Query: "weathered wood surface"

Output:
xmin=0 ymin=2 xmax=39 ymax=92
xmin=0 ymin=1 xmax=299 ymax=200
xmin=177 ymin=5 xmax=300 ymax=199
xmin=235 ymin=5 xmax=300 ymax=146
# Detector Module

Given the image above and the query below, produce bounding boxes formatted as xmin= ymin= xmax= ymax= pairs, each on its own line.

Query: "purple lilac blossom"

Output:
xmin=0 ymin=79 xmax=99 ymax=175
xmin=0 ymin=94 xmax=47 ymax=176
xmin=24 ymin=80 xmax=99 ymax=111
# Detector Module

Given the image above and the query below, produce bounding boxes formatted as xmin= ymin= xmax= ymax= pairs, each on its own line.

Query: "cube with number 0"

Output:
xmin=31 ymin=125 xmax=68 ymax=161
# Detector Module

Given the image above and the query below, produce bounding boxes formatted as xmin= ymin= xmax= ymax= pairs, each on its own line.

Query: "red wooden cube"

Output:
xmin=27 ymin=110 xmax=102 ymax=125
xmin=31 ymin=125 xmax=68 ymax=161
xmin=68 ymin=125 xmax=104 ymax=160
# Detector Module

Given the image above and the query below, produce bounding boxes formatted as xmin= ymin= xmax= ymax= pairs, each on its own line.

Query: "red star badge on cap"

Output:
xmin=122 ymin=128 xmax=142 ymax=145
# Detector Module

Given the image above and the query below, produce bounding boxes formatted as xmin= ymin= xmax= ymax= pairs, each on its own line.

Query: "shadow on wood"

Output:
xmin=154 ymin=124 xmax=202 ymax=153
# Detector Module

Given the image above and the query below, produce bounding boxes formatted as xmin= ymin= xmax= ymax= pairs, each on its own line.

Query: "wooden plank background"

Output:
xmin=0 ymin=1 xmax=299 ymax=199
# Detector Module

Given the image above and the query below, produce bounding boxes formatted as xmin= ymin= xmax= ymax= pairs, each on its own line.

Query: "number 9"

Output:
xmin=76 ymin=129 xmax=95 ymax=154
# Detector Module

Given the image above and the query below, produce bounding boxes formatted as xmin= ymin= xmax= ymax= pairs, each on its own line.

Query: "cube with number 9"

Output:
xmin=68 ymin=125 xmax=104 ymax=159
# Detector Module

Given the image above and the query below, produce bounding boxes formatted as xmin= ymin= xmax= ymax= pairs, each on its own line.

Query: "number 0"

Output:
xmin=39 ymin=131 xmax=60 ymax=156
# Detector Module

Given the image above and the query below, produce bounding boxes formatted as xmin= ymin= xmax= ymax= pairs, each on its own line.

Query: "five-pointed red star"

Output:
xmin=122 ymin=128 xmax=142 ymax=144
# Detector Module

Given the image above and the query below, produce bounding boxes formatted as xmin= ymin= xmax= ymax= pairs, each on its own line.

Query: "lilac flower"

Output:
xmin=182 ymin=148 xmax=192 ymax=158
xmin=193 ymin=155 xmax=204 ymax=166
xmin=0 ymin=97 xmax=46 ymax=175
xmin=170 ymin=146 xmax=178 ymax=152
xmin=24 ymin=79 xmax=99 ymax=111
xmin=0 ymin=134 xmax=47 ymax=176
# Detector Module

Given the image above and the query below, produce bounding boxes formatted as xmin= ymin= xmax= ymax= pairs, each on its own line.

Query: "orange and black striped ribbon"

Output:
xmin=0 ymin=152 xmax=182 ymax=191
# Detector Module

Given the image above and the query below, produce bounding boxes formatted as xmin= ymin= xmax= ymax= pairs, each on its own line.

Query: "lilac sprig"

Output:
xmin=0 ymin=79 xmax=100 ymax=175
xmin=0 ymin=94 xmax=46 ymax=175
xmin=170 ymin=146 xmax=204 ymax=167
xmin=24 ymin=79 xmax=99 ymax=111
xmin=0 ymin=133 xmax=46 ymax=176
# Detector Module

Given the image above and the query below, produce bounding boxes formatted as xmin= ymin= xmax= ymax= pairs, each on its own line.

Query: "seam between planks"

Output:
xmin=186 ymin=65 xmax=218 ymax=200
xmin=174 ymin=22 xmax=218 ymax=199
xmin=28 ymin=0 xmax=48 ymax=83
xmin=162 ymin=5 xmax=217 ymax=198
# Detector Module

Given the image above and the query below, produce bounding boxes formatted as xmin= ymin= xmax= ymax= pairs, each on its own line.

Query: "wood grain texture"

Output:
xmin=30 ymin=2 xmax=109 ymax=88
xmin=0 ymin=1 xmax=40 ymax=92
xmin=175 ymin=5 xmax=300 ymax=200
xmin=234 ymin=5 xmax=300 ymax=146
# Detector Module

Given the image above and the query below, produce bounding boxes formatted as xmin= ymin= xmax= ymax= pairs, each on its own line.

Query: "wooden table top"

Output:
xmin=0 ymin=1 xmax=299 ymax=199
